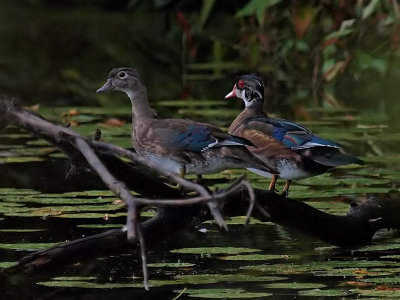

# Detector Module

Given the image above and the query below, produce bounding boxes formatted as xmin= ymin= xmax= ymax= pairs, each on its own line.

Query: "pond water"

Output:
xmin=1 ymin=102 xmax=400 ymax=299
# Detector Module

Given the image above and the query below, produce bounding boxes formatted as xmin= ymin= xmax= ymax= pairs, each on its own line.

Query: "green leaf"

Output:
xmin=0 ymin=242 xmax=58 ymax=251
xmin=198 ymin=0 xmax=215 ymax=30
xmin=218 ymin=254 xmax=300 ymax=261
xmin=170 ymin=247 xmax=261 ymax=255
xmin=177 ymin=288 xmax=273 ymax=298
xmin=175 ymin=274 xmax=285 ymax=284
xmin=362 ymin=0 xmax=380 ymax=20
xmin=324 ymin=28 xmax=353 ymax=40
xmin=263 ymin=282 xmax=327 ymax=289
xmin=147 ymin=262 xmax=196 ymax=268
xmin=235 ymin=0 xmax=282 ymax=26
xmin=299 ymin=289 xmax=356 ymax=297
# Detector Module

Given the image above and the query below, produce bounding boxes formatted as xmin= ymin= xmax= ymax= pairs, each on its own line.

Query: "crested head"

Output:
xmin=96 ymin=67 xmax=145 ymax=100
xmin=225 ymin=74 xmax=265 ymax=107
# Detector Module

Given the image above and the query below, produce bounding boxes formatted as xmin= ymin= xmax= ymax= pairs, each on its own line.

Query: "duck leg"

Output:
xmin=165 ymin=165 xmax=186 ymax=190
xmin=268 ymin=174 xmax=278 ymax=192
xmin=279 ymin=180 xmax=292 ymax=196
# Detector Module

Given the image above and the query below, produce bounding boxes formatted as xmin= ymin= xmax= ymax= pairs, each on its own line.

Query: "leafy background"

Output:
xmin=1 ymin=0 xmax=400 ymax=122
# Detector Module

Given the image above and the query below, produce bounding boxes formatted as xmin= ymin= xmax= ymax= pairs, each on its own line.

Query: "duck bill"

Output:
xmin=224 ymin=85 xmax=237 ymax=99
xmin=96 ymin=79 xmax=114 ymax=93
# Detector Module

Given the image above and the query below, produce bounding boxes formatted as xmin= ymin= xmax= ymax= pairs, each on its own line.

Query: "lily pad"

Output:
xmin=354 ymin=288 xmax=400 ymax=297
xmin=170 ymin=247 xmax=261 ymax=255
xmin=0 ymin=262 xmax=18 ymax=268
xmin=37 ymin=279 xmax=181 ymax=288
xmin=0 ymin=242 xmax=58 ymax=251
xmin=291 ymin=187 xmax=391 ymax=199
xmin=218 ymin=254 xmax=300 ymax=261
xmin=299 ymin=288 xmax=357 ymax=297
xmin=202 ymin=216 xmax=272 ymax=226
xmin=361 ymin=277 xmax=400 ymax=284
xmin=240 ymin=260 xmax=398 ymax=277
xmin=54 ymin=212 xmax=127 ymax=219
xmin=263 ymin=282 xmax=327 ymax=289
xmin=76 ymin=224 xmax=124 ymax=229
xmin=175 ymin=274 xmax=286 ymax=284
xmin=0 ymin=228 xmax=46 ymax=233
xmin=147 ymin=262 xmax=196 ymax=268
xmin=53 ymin=276 xmax=97 ymax=281
xmin=0 ymin=188 xmax=41 ymax=195
xmin=3 ymin=195 xmax=115 ymax=205
xmin=177 ymin=288 xmax=273 ymax=298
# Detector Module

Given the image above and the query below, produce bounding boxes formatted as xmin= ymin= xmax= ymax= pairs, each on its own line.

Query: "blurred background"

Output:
xmin=1 ymin=0 xmax=400 ymax=122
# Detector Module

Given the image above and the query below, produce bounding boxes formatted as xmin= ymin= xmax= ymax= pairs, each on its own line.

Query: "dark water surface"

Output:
xmin=1 ymin=104 xmax=400 ymax=299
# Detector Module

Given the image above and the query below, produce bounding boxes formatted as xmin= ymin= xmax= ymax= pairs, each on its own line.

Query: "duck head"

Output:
xmin=225 ymin=75 xmax=264 ymax=107
xmin=97 ymin=67 xmax=145 ymax=100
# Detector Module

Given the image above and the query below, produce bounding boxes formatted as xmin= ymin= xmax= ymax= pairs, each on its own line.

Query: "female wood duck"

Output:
xmin=96 ymin=68 xmax=278 ymax=185
xmin=225 ymin=74 xmax=364 ymax=194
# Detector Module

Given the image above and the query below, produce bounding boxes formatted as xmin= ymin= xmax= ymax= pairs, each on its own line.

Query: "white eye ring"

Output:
xmin=118 ymin=71 xmax=126 ymax=78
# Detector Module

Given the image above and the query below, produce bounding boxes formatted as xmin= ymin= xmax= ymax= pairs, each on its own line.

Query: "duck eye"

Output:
xmin=118 ymin=71 xmax=126 ymax=79
xmin=237 ymin=80 xmax=245 ymax=88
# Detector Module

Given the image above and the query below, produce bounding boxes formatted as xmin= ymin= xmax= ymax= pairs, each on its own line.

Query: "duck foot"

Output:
xmin=268 ymin=177 xmax=291 ymax=197
xmin=277 ymin=180 xmax=291 ymax=197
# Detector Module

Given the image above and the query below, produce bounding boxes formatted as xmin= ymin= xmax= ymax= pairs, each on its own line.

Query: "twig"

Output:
xmin=126 ymin=199 xmax=138 ymax=242
xmin=71 ymin=135 xmax=139 ymax=240
xmin=137 ymin=224 xmax=149 ymax=290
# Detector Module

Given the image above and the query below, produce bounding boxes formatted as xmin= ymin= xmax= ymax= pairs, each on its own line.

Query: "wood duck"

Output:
xmin=96 ymin=68 xmax=278 ymax=186
xmin=225 ymin=74 xmax=364 ymax=194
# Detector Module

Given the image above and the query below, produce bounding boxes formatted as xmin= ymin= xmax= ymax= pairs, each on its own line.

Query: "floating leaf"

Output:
xmin=170 ymin=247 xmax=261 ymax=255
xmin=178 ymin=288 xmax=273 ymax=298
xmin=361 ymin=277 xmax=400 ymax=284
xmin=76 ymin=224 xmax=124 ymax=229
xmin=53 ymin=276 xmax=96 ymax=281
xmin=54 ymin=212 xmax=127 ymax=219
xmin=299 ymin=288 xmax=356 ymax=297
xmin=202 ymin=216 xmax=272 ymax=226
xmin=0 ymin=156 xmax=45 ymax=163
xmin=0 ymin=262 xmax=18 ymax=268
xmin=0 ymin=242 xmax=58 ymax=251
xmin=218 ymin=254 xmax=300 ymax=261
xmin=37 ymin=279 xmax=181 ymax=288
xmin=175 ymin=274 xmax=285 ymax=285
xmin=147 ymin=262 xmax=196 ymax=268
xmin=100 ymin=118 xmax=126 ymax=127
xmin=0 ymin=228 xmax=46 ymax=233
xmin=263 ymin=282 xmax=327 ymax=289
xmin=355 ymin=288 xmax=400 ymax=297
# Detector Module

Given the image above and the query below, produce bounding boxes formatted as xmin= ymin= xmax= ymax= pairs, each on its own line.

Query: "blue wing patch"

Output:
xmin=269 ymin=118 xmax=340 ymax=149
xmin=174 ymin=125 xmax=216 ymax=152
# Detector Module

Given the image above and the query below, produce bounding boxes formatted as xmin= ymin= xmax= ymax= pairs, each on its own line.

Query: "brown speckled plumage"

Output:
xmin=97 ymin=67 xmax=279 ymax=176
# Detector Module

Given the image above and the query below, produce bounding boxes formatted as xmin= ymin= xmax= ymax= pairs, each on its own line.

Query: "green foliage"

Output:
xmin=182 ymin=1 xmax=400 ymax=118
xmin=0 ymin=0 xmax=399 ymax=120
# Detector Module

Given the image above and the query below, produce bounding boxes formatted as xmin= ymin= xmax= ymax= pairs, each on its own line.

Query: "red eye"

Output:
xmin=237 ymin=80 xmax=245 ymax=88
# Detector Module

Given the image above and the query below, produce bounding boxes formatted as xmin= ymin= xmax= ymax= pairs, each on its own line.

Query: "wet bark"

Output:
xmin=1 ymin=99 xmax=400 ymax=283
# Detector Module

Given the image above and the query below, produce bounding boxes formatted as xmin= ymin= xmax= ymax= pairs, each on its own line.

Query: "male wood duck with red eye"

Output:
xmin=225 ymin=74 xmax=364 ymax=194
xmin=96 ymin=68 xmax=279 ymax=187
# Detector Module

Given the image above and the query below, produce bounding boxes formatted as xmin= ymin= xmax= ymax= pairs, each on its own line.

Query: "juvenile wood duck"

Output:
xmin=96 ymin=68 xmax=278 ymax=185
xmin=225 ymin=74 xmax=364 ymax=194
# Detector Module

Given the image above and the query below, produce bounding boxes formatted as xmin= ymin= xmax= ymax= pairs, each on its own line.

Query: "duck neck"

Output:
xmin=126 ymin=88 xmax=156 ymax=124
xmin=246 ymin=100 xmax=267 ymax=117
xmin=126 ymin=88 xmax=156 ymax=151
